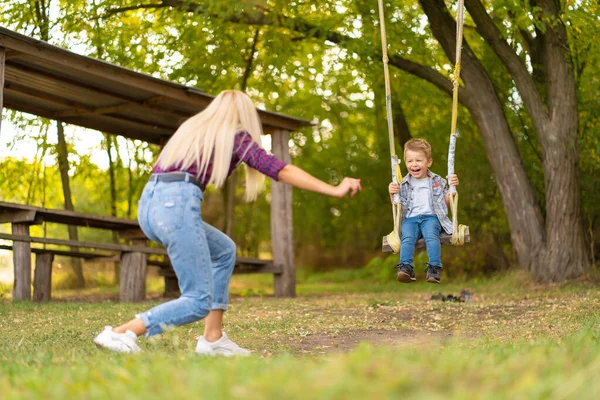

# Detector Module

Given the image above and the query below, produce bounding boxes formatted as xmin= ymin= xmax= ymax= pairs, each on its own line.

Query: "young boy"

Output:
xmin=388 ymin=138 xmax=459 ymax=284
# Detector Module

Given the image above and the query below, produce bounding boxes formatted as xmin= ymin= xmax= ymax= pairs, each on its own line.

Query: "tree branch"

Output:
xmin=104 ymin=3 xmax=169 ymax=17
xmin=104 ymin=1 xmax=453 ymax=97
xmin=463 ymin=0 xmax=548 ymax=125
xmin=241 ymin=27 xmax=260 ymax=92
xmin=537 ymin=0 xmax=577 ymax=116
xmin=387 ymin=54 xmax=452 ymax=95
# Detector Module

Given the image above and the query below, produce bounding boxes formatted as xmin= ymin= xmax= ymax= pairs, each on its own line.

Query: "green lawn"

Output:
xmin=1 ymin=269 xmax=599 ymax=399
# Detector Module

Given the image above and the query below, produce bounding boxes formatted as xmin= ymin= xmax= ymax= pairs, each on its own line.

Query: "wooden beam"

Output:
xmin=0 ymin=210 xmax=42 ymax=224
xmin=0 ymin=232 xmax=167 ymax=255
xmin=55 ymin=102 xmax=132 ymax=118
xmin=270 ymin=129 xmax=295 ymax=297
xmin=381 ymin=226 xmax=471 ymax=252
xmin=5 ymin=81 xmax=85 ymax=109
xmin=0 ymin=201 xmax=140 ymax=231
xmin=3 ymin=96 xmax=170 ymax=143
xmin=0 ymin=47 xmax=4 ymax=141
xmin=234 ymin=263 xmax=282 ymax=275
xmin=5 ymin=62 xmax=185 ymax=122
xmin=4 ymin=50 xmax=21 ymax=60
xmin=0 ymin=32 xmax=208 ymax=105
xmin=54 ymin=97 xmax=190 ymax=120
xmin=158 ymin=261 xmax=281 ymax=276
xmin=4 ymin=82 xmax=176 ymax=132
xmin=0 ymin=244 xmax=113 ymax=259
xmin=117 ymin=228 xmax=148 ymax=240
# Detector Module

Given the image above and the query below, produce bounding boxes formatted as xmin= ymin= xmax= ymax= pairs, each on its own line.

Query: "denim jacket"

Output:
xmin=399 ymin=170 xmax=453 ymax=234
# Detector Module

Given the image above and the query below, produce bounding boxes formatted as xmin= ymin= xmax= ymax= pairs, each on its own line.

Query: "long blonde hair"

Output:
xmin=156 ymin=90 xmax=265 ymax=201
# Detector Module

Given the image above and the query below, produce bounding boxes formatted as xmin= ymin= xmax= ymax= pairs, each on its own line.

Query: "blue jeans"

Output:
xmin=400 ymin=214 xmax=442 ymax=268
xmin=135 ymin=178 xmax=236 ymax=336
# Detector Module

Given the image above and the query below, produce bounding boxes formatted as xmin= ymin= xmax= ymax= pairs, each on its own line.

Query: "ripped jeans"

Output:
xmin=135 ymin=177 xmax=236 ymax=336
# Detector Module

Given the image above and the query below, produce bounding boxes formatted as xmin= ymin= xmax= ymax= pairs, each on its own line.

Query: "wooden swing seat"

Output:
xmin=381 ymin=226 xmax=470 ymax=252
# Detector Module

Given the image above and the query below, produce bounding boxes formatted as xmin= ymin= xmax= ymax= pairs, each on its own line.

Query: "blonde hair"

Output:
xmin=404 ymin=138 xmax=432 ymax=160
xmin=156 ymin=90 xmax=265 ymax=201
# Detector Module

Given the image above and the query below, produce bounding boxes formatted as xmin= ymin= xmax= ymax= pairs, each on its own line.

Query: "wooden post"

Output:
xmin=0 ymin=47 xmax=5 ymax=140
xmin=33 ymin=253 xmax=54 ymax=302
xmin=119 ymin=239 xmax=147 ymax=302
xmin=164 ymin=269 xmax=180 ymax=297
xmin=12 ymin=223 xmax=32 ymax=301
xmin=270 ymin=129 xmax=295 ymax=297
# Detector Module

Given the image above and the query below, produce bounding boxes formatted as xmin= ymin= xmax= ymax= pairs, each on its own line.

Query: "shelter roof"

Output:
xmin=0 ymin=27 xmax=311 ymax=144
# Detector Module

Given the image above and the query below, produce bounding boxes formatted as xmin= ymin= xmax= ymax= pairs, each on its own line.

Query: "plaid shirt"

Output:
xmin=399 ymin=170 xmax=453 ymax=234
xmin=153 ymin=131 xmax=287 ymax=190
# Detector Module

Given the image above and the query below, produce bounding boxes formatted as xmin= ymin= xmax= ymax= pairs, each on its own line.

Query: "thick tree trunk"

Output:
xmin=56 ymin=121 xmax=85 ymax=288
xmin=420 ymin=0 xmax=590 ymax=281
xmin=462 ymin=0 xmax=590 ymax=279
xmin=538 ymin=119 xmax=588 ymax=281
xmin=534 ymin=0 xmax=590 ymax=280
xmin=420 ymin=0 xmax=545 ymax=271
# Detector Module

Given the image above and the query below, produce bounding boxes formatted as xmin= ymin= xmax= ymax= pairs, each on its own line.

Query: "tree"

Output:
xmin=96 ymin=0 xmax=593 ymax=281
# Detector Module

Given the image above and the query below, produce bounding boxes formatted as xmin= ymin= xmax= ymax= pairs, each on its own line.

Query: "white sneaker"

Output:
xmin=196 ymin=332 xmax=251 ymax=357
xmin=94 ymin=326 xmax=141 ymax=353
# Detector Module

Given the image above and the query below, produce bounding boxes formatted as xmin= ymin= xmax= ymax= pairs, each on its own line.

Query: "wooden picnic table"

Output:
xmin=0 ymin=201 xmax=280 ymax=302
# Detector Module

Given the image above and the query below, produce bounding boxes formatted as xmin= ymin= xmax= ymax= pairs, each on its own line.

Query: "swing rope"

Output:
xmin=378 ymin=0 xmax=468 ymax=252
xmin=448 ymin=0 xmax=467 ymax=246
xmin=378 ymin=0 xmax=403 ymax=253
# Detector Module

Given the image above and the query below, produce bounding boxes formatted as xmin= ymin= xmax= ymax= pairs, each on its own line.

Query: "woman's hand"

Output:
xmin=333 ymin=177 xmax=363 ymax=198
xmin=277 ymin=165 xmax=362 ymax=198
xmin=388 ymin=182 xmax=399 ymax=195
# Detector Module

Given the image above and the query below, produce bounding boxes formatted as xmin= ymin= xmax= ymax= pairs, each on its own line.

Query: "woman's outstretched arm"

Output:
xmin=277 ymin=164 xmax=362 ymax=198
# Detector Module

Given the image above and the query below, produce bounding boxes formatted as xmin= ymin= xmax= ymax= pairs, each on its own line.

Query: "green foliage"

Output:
xmin=1 ymin=0 xmax=599 ymax=277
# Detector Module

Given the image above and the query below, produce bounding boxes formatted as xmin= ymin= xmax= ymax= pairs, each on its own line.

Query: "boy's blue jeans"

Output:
xmin=400 ymin=214 xmax=442 ymax=268
xmin=135 ymin=178 xmax=236 ymax=337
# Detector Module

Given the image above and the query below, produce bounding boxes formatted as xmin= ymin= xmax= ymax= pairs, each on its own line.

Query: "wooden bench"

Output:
xmin=0 ymin=201 xmax=281 ymax=302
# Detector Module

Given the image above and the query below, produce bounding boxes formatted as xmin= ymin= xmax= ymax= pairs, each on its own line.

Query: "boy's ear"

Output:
xmin=427 ymin=158 xmax=433 ymax=168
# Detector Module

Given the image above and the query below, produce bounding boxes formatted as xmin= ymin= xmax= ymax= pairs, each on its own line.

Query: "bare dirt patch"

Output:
xmin=290 ymin=328 xmax=452 ymax=355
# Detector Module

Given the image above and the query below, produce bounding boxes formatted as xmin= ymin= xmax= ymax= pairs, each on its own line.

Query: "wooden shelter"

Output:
xmin=0 ymin=27 xmax=310 ymax=297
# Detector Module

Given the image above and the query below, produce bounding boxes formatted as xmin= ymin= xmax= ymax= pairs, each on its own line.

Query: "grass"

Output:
xmin=1 ymin=269 xmax=599 ymax=399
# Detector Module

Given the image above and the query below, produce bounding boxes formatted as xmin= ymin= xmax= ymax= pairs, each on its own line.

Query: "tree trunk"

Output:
xmin=105 ymin=133 xmax=121 ymax=284
xmin=534 ymin=0 xmax=589 ymax=280
xmin=56 ymin=121 xmax=85 ymax=288
xmin=224 ymin=172 xmax=236 ymax=236
xmin=420 ymin=0 xmax=545 ymax=270
xmin=419 ymin=0 xmax=590 ymax=281
xmin=223 ymin=27 xmax=261 ymax=237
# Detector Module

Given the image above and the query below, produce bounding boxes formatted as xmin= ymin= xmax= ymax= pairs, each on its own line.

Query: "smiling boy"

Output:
xmin=388 ymin=139 xmax=459 ymax=284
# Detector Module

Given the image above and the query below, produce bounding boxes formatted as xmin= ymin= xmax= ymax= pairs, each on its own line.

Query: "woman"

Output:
xmin=94 ymin=90 xmax=362 ymax=355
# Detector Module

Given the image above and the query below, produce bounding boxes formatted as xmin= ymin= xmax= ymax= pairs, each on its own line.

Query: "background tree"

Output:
xmin=1 ymin=0 xmax=598 ymax=281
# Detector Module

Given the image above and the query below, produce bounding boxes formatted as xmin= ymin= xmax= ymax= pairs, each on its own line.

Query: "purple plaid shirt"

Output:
xmin=153 ymin=131 xmax=287 ymax=190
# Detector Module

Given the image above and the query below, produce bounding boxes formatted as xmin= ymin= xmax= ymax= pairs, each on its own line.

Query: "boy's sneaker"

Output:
xmin=196 ymin=332 xmax=251 ymax=357
xmin=94 ymin=326 xmax=141 ymax=353
xmin=426 ymin=264 xmax=442 ymax=284
xmin=395 ymin=264 xmax=416 ymax=283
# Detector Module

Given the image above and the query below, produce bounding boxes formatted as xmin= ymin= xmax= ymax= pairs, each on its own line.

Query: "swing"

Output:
xmin=377 ymin=0 xmax=470 ymax=253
